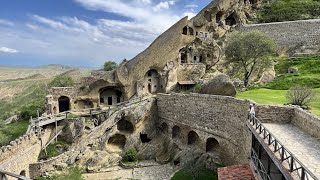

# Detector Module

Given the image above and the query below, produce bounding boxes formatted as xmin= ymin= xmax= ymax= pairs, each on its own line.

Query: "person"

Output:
xmin=249 ymin=103 xmax=256 ymax=120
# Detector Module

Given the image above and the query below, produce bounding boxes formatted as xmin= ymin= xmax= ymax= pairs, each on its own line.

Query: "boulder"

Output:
xmin=199 ymin=74 xmax=236 ymax=97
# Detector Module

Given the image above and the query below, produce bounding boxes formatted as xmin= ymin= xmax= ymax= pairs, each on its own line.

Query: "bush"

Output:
xmin=122 ymin=148 xmax=138 ymax=163
xmin=287 ymin=86 xmax=315 ymax=107
xmin=49 ymin=75 xmax=74 ymax=88
xmin=36 ymin=166 xmax=84 ymax=180
xmin=103 ymin=61 xmax=117 ymax=71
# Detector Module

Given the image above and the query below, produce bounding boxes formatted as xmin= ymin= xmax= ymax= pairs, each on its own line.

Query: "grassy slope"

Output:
xmin=171 ymin=169 xmax=217 ymax=180
xmin=0 ymin=120 xmax=29 ymax=146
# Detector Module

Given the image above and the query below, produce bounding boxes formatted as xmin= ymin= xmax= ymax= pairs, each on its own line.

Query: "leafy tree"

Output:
xmin=287 ymin=86 xmax=315 ymax=107
xmin=225 ymin=31 xmax=276 ymax=86
xmin=122 ymin=148 xmax=138 ymax=163
xmin=103 ymin=61 xmax=118 ymax=71
xmin=49 ymin=75 xmax=74 ymax=88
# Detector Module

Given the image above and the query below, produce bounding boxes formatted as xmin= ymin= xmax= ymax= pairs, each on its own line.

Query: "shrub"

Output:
xmin=49 ymin=75 xmax=74 ymax=88
xmin=286 ymin=86 xmax=315 ymax=107
xmin=36 ymin=166 xmax=84 ymax=180
xmin=122 ymin=148 xmax=138 ymax=163
xmin=103 ymin=61 xmax=117 ymax=71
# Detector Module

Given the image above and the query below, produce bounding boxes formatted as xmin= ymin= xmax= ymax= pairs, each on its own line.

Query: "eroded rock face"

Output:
xmin=200 ymin=74 xmax=236 ymax=97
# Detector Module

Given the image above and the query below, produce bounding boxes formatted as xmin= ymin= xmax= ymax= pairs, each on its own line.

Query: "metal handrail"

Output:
xmin=0 ymin=169 xmax=31 ymax=180
xmin=251 ymin=148 xmax=272 ymax=180
xmin=248 ymin=116 xmax=318 ymax=180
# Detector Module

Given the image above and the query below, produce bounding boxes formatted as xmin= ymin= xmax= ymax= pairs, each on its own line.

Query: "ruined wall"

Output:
xmin=156 ymin=93 xmax=251 ymax=166
xmin=255 ymin=105 xmax=294 ymax=123
xmin=292 ymin=108 xmax=320 ymax=139
xmin=239 ymin=19 xmax=320 ymax=53
xmin=0 ymin=129 xmax=52 ymax=179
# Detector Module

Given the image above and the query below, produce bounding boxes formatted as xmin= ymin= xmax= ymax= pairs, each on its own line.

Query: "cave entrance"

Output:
xmin=107 ymin=134 xmax=126 ymax=151
xmin=172 ymin=125 xmax=181 ymax=139
xmin=182 ymin=26 xmax=188 ymax=35
xmin=144 ymin=70 xmax=161 ymax=94
xmin=117 ymin=119 xmax=134 ymax=134
xmin=181 ymin=52 xmax=187 ymax=64
xmin=204 ymin=10 xmax=212 ymax=22
xmin=188 ymin=131 xmax=199 ymax=145
xmin=20 ymin=170 xmax=26 ymax=176
xmin=161 ymin=122 xmax=169 ymax=134
xmin=58 ymin=96 xmax=70 ymax=113
xmin=216 ymin=11 xmax=224 ymax=23
xmin=226 ymin=12 xmax=237 ymax=26
xmin=206 ymin=138 xmax=220 ymax=153
xmin=99 ymin=87 xmax=123 ymax=106
xmin=140 ymin=133 xmax=152 ymax=143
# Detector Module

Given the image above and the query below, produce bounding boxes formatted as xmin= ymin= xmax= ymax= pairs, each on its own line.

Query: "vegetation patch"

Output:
xmin=0 ymin=120 xmax=29 ymax=146
xmin=39 ymin=140 xmax=70 ymax=160
xmin=122 ymin=148 xmax=138 ymax=165
xmin=171 ymin=168 xmax=217 ymax=180
xmin=36 ymin=166 xmax=84 ymax=180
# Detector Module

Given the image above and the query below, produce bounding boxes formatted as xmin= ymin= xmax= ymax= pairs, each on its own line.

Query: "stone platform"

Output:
xmin=263 ymin=123 xmax=320 ymax=178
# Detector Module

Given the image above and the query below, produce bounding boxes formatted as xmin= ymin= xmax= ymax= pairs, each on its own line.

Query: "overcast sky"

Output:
xmin=0 ymin=0 xmax=211 ymax=68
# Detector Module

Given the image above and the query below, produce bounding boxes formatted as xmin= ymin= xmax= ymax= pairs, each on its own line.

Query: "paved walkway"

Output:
xmin=263 ymin=123 xmax=320 ymax=178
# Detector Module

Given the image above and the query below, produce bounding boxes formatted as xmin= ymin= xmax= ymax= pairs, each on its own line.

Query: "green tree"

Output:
xmin=225 ymin=31 xmax=276 ymax=87
xmin=49 ymin=75 xmax=74 ymax=88
xmin=103 ymin=61 xmax=118 ymax=71
xmin=287 ymin=86 xmax=315 ymax=107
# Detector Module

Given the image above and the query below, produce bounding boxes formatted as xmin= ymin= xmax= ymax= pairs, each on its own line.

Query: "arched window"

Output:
xmin=188 ymin=131 xmax=199 ymax=145
xmin=172 ymin=126 xmax=181 ymax=139
xmin=206 ymin=138 xmax=220 ymax=153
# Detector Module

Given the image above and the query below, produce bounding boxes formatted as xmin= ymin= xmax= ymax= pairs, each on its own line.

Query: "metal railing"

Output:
xmin=248 ymin=116 xmax=318 ymax=180
xmin=251 ymin=148 xmax=272 ymax=180
xmin=0 ymin=170 xmax=31 ymax=180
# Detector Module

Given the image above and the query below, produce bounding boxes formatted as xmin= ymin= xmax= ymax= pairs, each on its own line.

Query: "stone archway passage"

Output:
xmin=188 ymin=131 xmax=200 ymax=145
xmin=172 ymin=125 xmax=181 ymax=139
xmin=20 ymin=170 xmax=26 ymax=177
xmin=58 ymin=96 xmax=70 ymax=112
xmin=117 ymin=119 xmax=134 ymax=134
xmin=107 ymin=134 xmax=126 ymax=151
xmin=206 ymin=138 xmax=220 ymax=153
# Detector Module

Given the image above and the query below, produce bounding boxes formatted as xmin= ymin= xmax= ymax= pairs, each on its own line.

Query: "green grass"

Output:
xmin=39 ymin=140 xmax=70 ymax=160
xmin=0 ymin=120 xmax=29 ymax=146
xmin=36 ymin=166 xmax=84 ymax=180
xmin=237 ymin=88 xmax=320 ymax=116
xmin=171 ymin=169 xmax=217 ymax=180
xmin=266 ymin=57 xmax=320 ymax=90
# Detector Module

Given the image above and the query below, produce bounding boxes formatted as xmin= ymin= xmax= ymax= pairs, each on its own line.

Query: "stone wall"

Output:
xmin=156 ymin=93 xmax=251 ymax=166
xmin=256 ymin=105 xmax=294 ymax=124
xmin=239 ymin=19 xmax=320 ymax=54
xmin=292 ymin=108 xmax=320 ymax=139
xmin=0 ymin=129 xmax=52 ymax=179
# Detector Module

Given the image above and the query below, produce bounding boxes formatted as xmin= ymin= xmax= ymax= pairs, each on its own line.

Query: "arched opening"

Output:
xmin=107 ymin=134 xmax=126 ymax=150
xmin=20 ymin=170 xmax=26 ymax=176
xmin=53 ymin=106 xmax=57 ymax=114
xmin=226 ymin=12 xmax=237 ymax=26
xmin=99 ymin=87 xmax=123 ymax=106
xmin=188 ymin=131 xmax=199 ymax=145
xmin=117 ymin=119 xmax=134 ymax=134
xmin=182 ymin=26 xmax=188 ymax=35
xmin=172 ymin=126 xmax=181 ymax=139
xmin=161 ymin=122 xmax=168 ymax=134
xmin=216 ymin=11 xmax=224 ymax=23
xmin=189 ymin=27 xmax=194 ymax=35
xmin=58 ymin=96 xmax=70 ymax=112
xmin=140 ymin=133 xmax=152 ymax=143
xmin=204 ymin=10 xmax=212 ymax=22
xmin=144 ymin=70 xmax=161 ymax=94
xmin=206 ymin=138 xmax=220 ymax=153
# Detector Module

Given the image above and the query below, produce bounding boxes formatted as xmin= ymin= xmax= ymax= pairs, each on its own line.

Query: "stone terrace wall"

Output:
xmin=292 ymin=108 xmax=320 ymax=139
xmin=0 ymin=129 xmax=52 ymax=180
xmin=239 ymin=19 xmax=320 ymax=51
xmin=156 ymin=93 xmax=251 ymax=166
xmin=256 ymin=105 xmax=294 ymax=123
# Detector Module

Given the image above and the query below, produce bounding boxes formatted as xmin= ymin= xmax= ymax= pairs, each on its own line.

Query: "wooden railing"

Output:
xmin=0 ymin=169 xmax=31 ymax=180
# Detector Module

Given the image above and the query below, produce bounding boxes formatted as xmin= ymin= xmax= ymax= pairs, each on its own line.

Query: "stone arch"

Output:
xmin=107 ymin=134 xmax=126 ymax=150
xmin=161 ymin=122 xmax=168 ymax=134
xmin=188 ymin=131 xmax=199 ymax=145
xmin=20 ymin=170 xmax=26 ymax=176
xmin=180 ymin=52 xmax=187 ymax=63
xmin=226 ymin=12 xmax=237 ymax=26
xmin=117 ymin=118 xmax=134 ymax=134
xmin=182 ymin=26 xmax=188 ymax=35
xmin=58 ymin=96 xmax=70 ymax=112
xmin=172 ymin=125 xmax=181 ymax=139
xmin=144 ymin=69 xmax=161 ymax=94
xmin=99 ymin=87 xmax=123 ymax=106
xmin=206 ymin=138 xmax=220 ymax=153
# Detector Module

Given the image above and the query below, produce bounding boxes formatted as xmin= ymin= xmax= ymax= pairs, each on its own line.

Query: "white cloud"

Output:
xmin=0 ymin=47 xmax=19 ymax=53
xmin=185 ymin=4 xmax=198 ymax=9
xmin=0 ymin=19 xmax=14 ymax=26
xmin=153 ymin=1 xmax=175 ymax=12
